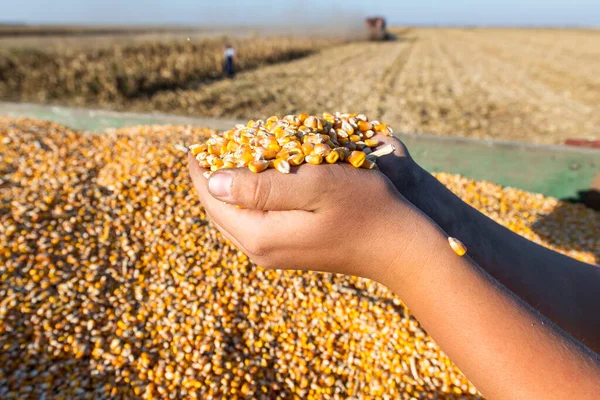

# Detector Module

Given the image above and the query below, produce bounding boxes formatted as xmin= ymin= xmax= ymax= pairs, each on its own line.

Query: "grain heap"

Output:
xmin=1 ymin=117 xmax=598 ymax=399
xmin=189 ymin=113 xmax=393 ymax=175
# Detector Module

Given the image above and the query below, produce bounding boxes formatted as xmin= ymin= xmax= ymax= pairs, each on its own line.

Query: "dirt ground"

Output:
xmin=139 ymin=28 xmax=600 ymax=144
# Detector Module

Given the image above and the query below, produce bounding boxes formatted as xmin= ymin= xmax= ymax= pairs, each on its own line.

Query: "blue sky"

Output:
xmin=3 ymin=0 xmax=599 ymax=26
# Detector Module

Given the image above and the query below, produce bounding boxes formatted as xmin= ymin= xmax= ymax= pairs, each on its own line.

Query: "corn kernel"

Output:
xmin=348 ymin=151 xmax=366 ymax=168
xmin=305 ymin=154 xmax=323 ymax=165
xmin=248 ymin=160 xmax=269 ymax=173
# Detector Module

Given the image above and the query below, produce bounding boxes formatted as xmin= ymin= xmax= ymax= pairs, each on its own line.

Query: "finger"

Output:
xmin=372 ymin=133 xmax=410 ymax=158
xmin=206 ymin=164 xmax=349 ymax=211
xmin=209 ymin=216 xmax=248 ymax=254
xmin=188 ymin=152 xmax=271 ymax=240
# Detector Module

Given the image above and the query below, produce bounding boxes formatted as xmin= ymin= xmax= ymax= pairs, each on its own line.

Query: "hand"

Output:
xmin=187 ymin=151 xmax=426 ymax=281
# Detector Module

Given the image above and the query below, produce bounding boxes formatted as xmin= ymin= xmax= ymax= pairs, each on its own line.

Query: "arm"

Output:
xmin=383 ymin=216 xmax=600 ymax=400
xmin=188 ymin=153 xmax=600 ymax=398
xmin=376 ymin=137 xmax=600 ymax=352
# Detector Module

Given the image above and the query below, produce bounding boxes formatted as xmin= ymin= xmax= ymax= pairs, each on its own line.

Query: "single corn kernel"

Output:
xmin=345 ymin=142 xmax=357 ymax=151
xmin=276 ymin=148 xmax=290 ymax=159
xmin=325 ymin=150 xmax=339 ymax=164
xmin=273 ymin=126 xmax=287 ymax=138
xmin=341 ymin=121 xmax=354 ymax=135
xmin=227 ymin=140 xmax=240 ymax=153
xmin=448 ymin=237 xmax=467 ymax=256
xmin=207 ymin=144 xmax=221 ymax=156
xmin=288 ymin=153 xmax=305 ymax=166
xmin=256 ymin=148 xmax=277 ymax=160
xmin=360 ymin=159 xmax=377 ymax=169
xmin=348 ymin=151 xmax=366 ymax=168
xmin=271 ymin=158 xmax=291 ymax=174
xmin=238 ymin=152 xmax=254 ymax=167
xmin=313 ymin=143 xmax=331 ymax=157
xmin=364 ymin=139 xmax=379 ymax=148
xmin=349 ymin=134 xmax=361 ymax=143
xmin=248 ymin=160 xmax=269 ymax=173
xmin=189 ymin=144 xmax=207 ymax=156
xmin=301 ymin=143 xmax=314 ymax=156
xmin=304 ymin=116 xmax=318 ymax=129
xmin=357 ymin=120 xmax=373 ymax=132
xmin=298 ymin=113 xmax=309 ymax=123
xmin=305 ymin=154 xmax=323 ymax=165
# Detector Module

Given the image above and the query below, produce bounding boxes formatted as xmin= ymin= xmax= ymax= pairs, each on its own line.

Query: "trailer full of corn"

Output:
xmin=1 ymin=104 xmax=599 ymax=399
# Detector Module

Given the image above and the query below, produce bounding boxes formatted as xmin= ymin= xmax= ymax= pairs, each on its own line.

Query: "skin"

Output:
xmin=187 ymin=137 xmax=600 ymax=398
xmin=373 ymin=135 xmax=600 ymax=354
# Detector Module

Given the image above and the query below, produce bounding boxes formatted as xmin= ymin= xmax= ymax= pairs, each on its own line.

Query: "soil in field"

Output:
xmin=2 ymin=28 xmax=600 ymax=144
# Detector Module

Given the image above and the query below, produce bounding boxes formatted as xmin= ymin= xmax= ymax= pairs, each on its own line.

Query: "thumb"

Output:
xmin=207 ymin=167 xmax=332 ymax=211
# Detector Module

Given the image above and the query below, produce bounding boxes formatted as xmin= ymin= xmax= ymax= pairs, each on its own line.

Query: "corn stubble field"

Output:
xmin=1 ymin=27 xmax=600 ymax=399
xmin=2 ymin=27 xmax=600 ymax=144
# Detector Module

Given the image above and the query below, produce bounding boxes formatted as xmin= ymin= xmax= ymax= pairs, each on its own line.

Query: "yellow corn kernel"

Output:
xmin=265 ymin=140 xmax=281 ymax=152
xmin=304 ymin=116 xmax=319 ymax=130
xmin=357 ymin=120 xmax=373 ymax=132
xmin=301 ymin=143 xmax=314 ymax=156
xmin=256 ymin=148 xmax=277 ymax=160
xmin=448 ymin=237 xmax=467 ymax=256
xmin=273 ymin=126 xmax=287 ymax=138
xmin=288 ymin=153 xmax=305 ymax=166
xmin=227 ymin=141 xmax=240 ymax=152
xmin=223 ymin=161 xmax=236 ymax=169
xmin=349 ymin=134 xmax=361 ymax=143
xmin=271 ymin=158 xmax=291 ymax=174
xmin=207 ymin=144 xmax=221 ymax=156
xmin=238 ymin=152 xmax=254 ymax=167
xmin=322 ymin=112 xmax=336 ymax=122
xmin=364 ymin=139 xmax=379 ymax=148
xmin=374 ymin=123 xmax=392 ymax=136
xmin=313 ymin=143 xmax=331 ymax=157
xmin=210 ymin=158 xmax=224 ymax=168
xmin=338 ymin=137 xmax=349 ymax=145
xmin=305 ymin=154 xmax=323 ymax=165
xmin=325 ymin=150 xmax=339 ymax=164
xmin=223 ymin=130 xmax=235 ymax=140
xmin=298 ymin=113 xmax=309 ymax=123
xmin=276 ymin=148 xmax=290 ymax=159
xmin=341 ymin=121 xmax=354 ymax=135
xmin=348 ymin=151 xmax=366 ymax=168
xmin=248 ymin=160 xmax=269 ymax=173
xmin=189 ymin=144 xmax=207 ymax=156
xmin=277 ymin=135 xmax=292 ymax=145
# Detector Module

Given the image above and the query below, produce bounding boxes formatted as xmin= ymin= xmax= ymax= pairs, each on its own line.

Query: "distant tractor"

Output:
xmin=365 ymin=17 xmax=390 ymax=41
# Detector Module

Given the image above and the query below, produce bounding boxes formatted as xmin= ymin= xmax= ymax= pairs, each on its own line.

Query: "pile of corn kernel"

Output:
xmin=1 ymin=117 xmax=598 ymax=400
xmin=190 ymin=113 xmax=393 ymax=175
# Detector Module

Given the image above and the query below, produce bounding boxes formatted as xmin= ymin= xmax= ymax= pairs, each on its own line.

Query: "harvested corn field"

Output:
xmin=2 ymin=28 xmax=599 ymax=144
xmin=0 ymin=33 xmax=342 ymax=106
xmin=1 ymin=118 xmax=598 ymax=399
xmin=142 ymin=28 xmax=600 ymax=144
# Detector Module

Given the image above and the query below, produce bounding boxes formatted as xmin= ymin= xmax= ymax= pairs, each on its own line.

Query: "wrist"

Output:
xmin=362 ymin=200 xmax=438 ymax=288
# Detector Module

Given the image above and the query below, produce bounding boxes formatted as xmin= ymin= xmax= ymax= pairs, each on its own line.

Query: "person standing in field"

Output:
xmin=223 ymin=44 xmax=236 ymax=79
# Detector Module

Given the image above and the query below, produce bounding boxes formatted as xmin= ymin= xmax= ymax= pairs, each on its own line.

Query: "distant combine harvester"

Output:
xmin=365 ymin=17 xmax=391 ymax=41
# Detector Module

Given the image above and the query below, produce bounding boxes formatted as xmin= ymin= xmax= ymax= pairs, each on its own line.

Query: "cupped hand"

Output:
xmin=188 ymin=149 xmax=425 ymax=281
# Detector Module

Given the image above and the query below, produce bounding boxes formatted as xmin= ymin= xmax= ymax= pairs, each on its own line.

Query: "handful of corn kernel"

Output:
xmin=189 ymin=112 xmax=395 ymax=175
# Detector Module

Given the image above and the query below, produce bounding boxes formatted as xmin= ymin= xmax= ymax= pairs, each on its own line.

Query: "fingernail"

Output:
xmin=208 ymin=173 xmax=232 ymax=198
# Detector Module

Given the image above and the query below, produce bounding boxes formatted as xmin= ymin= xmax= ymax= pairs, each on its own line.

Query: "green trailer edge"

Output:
xmin=1 ymin=102 xmax=598 ymax=201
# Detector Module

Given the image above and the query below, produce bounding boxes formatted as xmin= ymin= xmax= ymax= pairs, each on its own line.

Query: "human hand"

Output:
xmin=188 ymin=151 xmax=426 ymax=282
